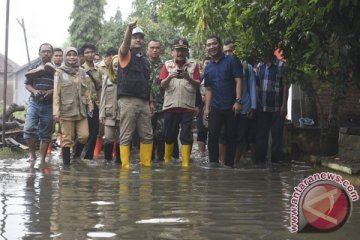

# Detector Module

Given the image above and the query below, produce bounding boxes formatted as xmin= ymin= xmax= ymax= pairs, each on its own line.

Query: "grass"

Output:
xmin=0 ymin=147 xmax=27 ymax=159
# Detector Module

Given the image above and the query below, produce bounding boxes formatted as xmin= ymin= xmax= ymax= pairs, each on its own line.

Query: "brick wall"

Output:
xmin=315 ymin=80 xmax=360 ymax=125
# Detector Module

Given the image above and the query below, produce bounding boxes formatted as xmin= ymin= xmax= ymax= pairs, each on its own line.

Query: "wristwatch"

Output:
xmin=235 ymin=98 xmax=242 ymax=105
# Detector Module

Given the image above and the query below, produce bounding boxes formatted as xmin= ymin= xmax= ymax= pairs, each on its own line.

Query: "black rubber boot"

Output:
xmin=62 ymin=147 xmax=71 ymax=165
xmin=73 ymin=142 xmax=85 ymax=160
xmin=104 ymin=142 xmax=113 ymax=161
xmin=115 ymin=143 xmax=121 ymax=164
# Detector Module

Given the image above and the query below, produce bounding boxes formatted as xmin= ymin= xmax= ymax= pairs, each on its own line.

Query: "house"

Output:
xmin=12 ymin=58 xmax=40 ymax=105
xmin=0 ymin=53 xmax=19 ymax=104
xmin=0 ymin=54 xmax=43 ymax=106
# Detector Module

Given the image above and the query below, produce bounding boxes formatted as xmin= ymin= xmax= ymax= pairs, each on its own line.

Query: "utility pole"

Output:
xmin=17 ymin=18 xmax=30 ymax=65
xmin=2 ymin=0 xmax=10 ymax=147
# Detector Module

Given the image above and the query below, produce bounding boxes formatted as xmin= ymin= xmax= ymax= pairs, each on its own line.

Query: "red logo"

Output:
xmin=301 ymin=183 xmax=350 ymax=231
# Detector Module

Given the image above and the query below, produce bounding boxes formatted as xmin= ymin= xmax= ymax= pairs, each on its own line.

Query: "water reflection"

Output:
xmin=0 ymin=154 xmax=359 ymax=239
xmin=22 ymin=163 xmax=55 ymax=240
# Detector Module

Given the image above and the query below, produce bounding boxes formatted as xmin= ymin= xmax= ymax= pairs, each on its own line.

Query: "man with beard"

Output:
xmin=23 ymin=43 xmax=55 ymax=166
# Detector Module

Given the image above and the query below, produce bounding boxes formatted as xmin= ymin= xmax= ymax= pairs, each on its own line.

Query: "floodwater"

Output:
xmin=0 ymin=149 xmax=360 ymax=240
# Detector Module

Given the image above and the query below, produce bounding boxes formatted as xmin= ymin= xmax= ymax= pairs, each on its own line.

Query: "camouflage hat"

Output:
xmin=173 ymin=38 xmax=189 ymax=49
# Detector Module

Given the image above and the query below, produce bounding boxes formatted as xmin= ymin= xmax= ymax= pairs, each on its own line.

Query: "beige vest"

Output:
xmin=55 ymin=69 xmax=89 ymax=118
xmin=82 ymin=62 xmax=102 ymax=106
xmin=163 ymin=59 xmax=197 ymax=111
xmin=99 ymin=78 xmax=120 ymax=126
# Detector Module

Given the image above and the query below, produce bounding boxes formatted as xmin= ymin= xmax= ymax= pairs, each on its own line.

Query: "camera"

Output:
xmin=177 ymin=69 xmax=183 ymax=74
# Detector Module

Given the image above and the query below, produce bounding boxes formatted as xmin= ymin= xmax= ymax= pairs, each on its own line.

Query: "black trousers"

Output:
xmin=84 ymin=104 xmax=99 ymax=159
xmin=164 ymin=111 xmax=193 ymax=145
xmin=255 ymin=111 xmax=284 ymax=163
xmin=208 ymin=109 xmax=238 ymax=167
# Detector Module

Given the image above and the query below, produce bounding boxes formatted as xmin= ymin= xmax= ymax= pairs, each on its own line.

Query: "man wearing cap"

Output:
xmin=159 ymin=38 xmax=201 ymax=167
xmin=117 ymin=21 xmax=153 ymax=169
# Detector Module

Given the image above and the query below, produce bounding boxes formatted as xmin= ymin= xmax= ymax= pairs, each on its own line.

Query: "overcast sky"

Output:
xmin=0 ymin=0 xmax=133 ymax=66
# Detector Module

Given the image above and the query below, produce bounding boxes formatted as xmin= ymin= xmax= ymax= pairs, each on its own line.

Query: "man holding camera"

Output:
xmin=159 ymin=38 xmax=200 ymax=167
xmin=24 ymin=43 xmax=55 ymax=165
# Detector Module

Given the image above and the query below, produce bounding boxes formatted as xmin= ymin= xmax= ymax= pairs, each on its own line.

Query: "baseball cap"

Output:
xmin=132 ymin=27 xmax=145 ymax=36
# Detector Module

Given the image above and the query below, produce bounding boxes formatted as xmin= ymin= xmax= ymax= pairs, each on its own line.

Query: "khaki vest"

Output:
xmin=56 ymin=69 xmax=89 ymax=118
xmin=82 ymin=62 xmax=102 ymax=106
xmin=99 ymin=78 xmax=120 ymax=125
xmin=163 ymin=59 xmax=197 ymax=111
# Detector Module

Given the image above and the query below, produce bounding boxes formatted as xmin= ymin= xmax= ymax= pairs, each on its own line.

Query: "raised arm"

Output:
xmin=119 ymin=21 xmax=137 ymax=57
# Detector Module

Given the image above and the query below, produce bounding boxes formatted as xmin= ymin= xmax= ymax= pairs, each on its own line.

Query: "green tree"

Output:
xmin=130 ymin=0 xmax=179 ymax=58
xmin=268 ymin=1 xmax=360 ymax=129
xmin=154 ymin=0 xmax=360 ymax=154
xmin=97 ymin=10 xmax=126 ymax=55
xmin=154 ymin=0 xmax=230 ymax=59
xmin=69 ymin=0 xmax=106 ymax=48
xmin=157 ymin=0 xmax=360 ymax=100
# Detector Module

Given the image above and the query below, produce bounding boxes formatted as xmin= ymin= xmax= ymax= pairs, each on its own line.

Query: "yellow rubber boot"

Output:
xmin=120 ymin=145 xmax=131 ymax=169
xmin=181 ymin=144 xmax=191 ymax=167
xmin=140 ymin=143 xmax=153 ymax=167
xmin=164 ymin=143 xmax=174 ymax=163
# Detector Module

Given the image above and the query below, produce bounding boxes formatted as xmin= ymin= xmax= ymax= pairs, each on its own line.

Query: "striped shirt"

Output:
xmin=256 ymin=60 xmax=284 ymax=112
xmin=24 ymin=63 xmax=54 ymax=97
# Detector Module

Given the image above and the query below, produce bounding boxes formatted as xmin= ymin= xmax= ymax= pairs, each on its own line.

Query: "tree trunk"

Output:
xmin=0 ymin=121 xmax=19 ymax=131
xmin=0 ymin=103 xmax=25 ymax=122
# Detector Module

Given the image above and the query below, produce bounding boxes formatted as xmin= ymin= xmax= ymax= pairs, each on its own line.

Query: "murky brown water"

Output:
xmin=0 ymin=149 xmax=359 ymax=240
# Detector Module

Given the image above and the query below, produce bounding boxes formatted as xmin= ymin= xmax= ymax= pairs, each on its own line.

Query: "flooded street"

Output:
xmin=1 ymin=150 xmax=359 ymax=240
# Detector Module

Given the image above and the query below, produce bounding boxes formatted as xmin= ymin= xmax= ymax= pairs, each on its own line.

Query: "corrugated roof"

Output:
xmin=14 ymin=57 xmax=41 ymax=73
xmin=0 ymin=53 xmax=20 ymax=72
